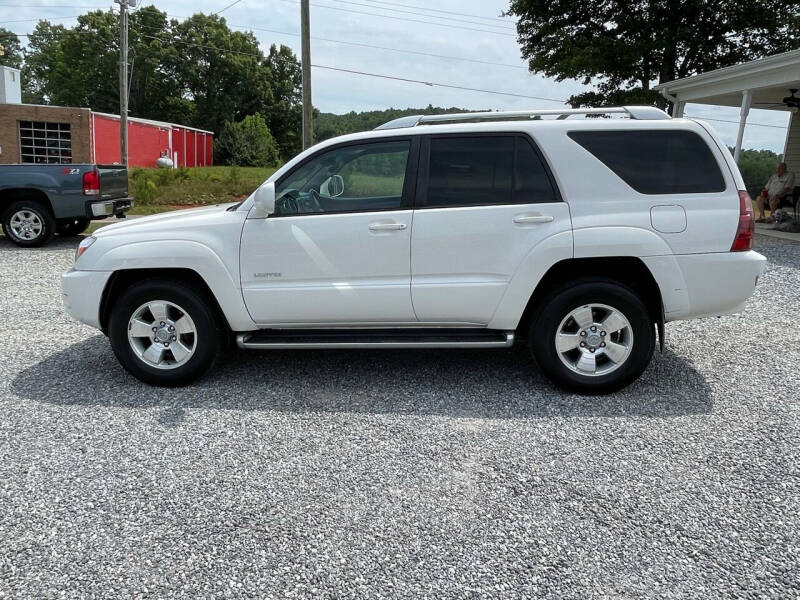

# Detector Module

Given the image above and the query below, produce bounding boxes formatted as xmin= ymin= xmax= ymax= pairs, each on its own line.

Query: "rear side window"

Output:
xmin=423 ymin=135 xmax=558 ymax=207
xmin=515 ymin=137 xmax=558 ymax=204
xmin=567 ymin=130 xmax=725 ymax=194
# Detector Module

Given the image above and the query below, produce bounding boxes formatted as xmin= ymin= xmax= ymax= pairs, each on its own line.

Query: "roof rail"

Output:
xmin=375 ymin=105 xmax=670 ymax=130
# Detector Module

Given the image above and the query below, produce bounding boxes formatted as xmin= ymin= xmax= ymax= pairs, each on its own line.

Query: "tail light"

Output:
xmin=82 ymin=169 xmax=100 ymax=196
xmin=731 ymin=190 xmax=754 ymax=251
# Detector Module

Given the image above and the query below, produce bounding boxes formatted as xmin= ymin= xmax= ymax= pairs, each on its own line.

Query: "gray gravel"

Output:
xmin=1 ymin=234 xmax=798 ymax=599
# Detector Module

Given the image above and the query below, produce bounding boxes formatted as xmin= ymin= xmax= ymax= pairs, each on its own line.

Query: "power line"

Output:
xmin=4 ymin=25 xmax=792 ymax=127
xmin=1 ymin=6 xmax=523 ymax=69
xmin=116 ymin=12 xmax=530 ymax=71
xmin=214 ymin=0 xmax=243 ymax=15
xmin=685 ymin=114 xmax=789 ymax=129
xmin=0 ymin=4 xmax=105 ymax=6
xmin=344 ymin=0 xmax=512 ymax=23
xmin=311 ymin=64 xmax=565 ymax=102
xmin=6 ymin=22 xmax=555 ymax=102
xmin=0 ymin=15 xmax=80 ymax=23
xmin=163 ymin=17 xmax=528 ymax=70
xmin=317 ymin=0 xmax=515 ymax=30
xmin=277 ymin=0 xmax=517 ymax=37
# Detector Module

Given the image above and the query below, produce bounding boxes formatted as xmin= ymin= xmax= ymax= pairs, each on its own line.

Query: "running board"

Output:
xmin=236 ymin=328 xmax=515 ymax=350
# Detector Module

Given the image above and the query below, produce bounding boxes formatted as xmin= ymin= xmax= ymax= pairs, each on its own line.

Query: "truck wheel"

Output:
xmin=2 ymin=200 xmax=55 ymax=247
xmin=108 ymin=278 xmax=225 ymax=387
xmin=529 ymin=279 xmax=655 ymax=395
xmin=56 ymin=218 xmax=91 ymax=236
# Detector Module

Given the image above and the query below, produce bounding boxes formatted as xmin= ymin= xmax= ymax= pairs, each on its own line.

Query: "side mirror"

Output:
xmin=321 ymin=174 xmax=345 ymax=197
xmin=252 ymin=182 xmax=276 ymax=218
xmin=329 ymin=174 xmax=344 ymax=197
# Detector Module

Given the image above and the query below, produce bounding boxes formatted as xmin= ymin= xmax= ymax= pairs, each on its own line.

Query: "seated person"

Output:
xmin=756 ymin=162 xmax=795 ymax=222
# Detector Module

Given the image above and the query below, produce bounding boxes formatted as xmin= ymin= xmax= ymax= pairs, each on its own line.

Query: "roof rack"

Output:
xmin=375 ymin=106 xmax=670 ymax=130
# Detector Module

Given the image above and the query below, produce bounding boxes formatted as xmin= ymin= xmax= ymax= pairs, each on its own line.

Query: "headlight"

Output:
xmin=75 ymin=236 xmax=96 ymax=261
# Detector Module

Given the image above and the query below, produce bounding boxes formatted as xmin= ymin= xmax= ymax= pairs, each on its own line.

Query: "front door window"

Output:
xmin=275 ymin=140 xmax=411 ymax=215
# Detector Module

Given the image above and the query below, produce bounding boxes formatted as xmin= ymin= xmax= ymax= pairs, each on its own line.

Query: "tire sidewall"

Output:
xmin=2 ymin=201 xmax=55 ymax=247
xmin=109 ymin=280 xmax=223 ymax=386
xmin=531 ymin=281 xmax=655 ymax=394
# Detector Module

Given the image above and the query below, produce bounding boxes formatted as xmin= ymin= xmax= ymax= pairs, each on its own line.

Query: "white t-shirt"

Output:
xmin=765 ymin=171 xmax=795 ymax=197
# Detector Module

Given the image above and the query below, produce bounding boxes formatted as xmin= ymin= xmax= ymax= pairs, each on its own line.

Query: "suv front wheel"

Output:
xmin=530 ymin=279 xmax=655 ymax=394
xmin=109 ymin=278 xmax=224 ymax=386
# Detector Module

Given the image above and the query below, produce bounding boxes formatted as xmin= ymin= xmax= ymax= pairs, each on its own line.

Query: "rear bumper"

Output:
xmin=666 ymin=250 xmax=766 ymax=321
xmin=61 ymin=268 xmax=112 ymax=330
xmin=86 ymin=197 xmax=133 ymax=219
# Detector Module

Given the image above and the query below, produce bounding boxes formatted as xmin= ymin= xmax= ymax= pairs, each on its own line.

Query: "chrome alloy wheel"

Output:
xmin=555 ymin=303 xmax=633 ymax=377
xmin=10 ymin=210 xmax=43 ymax=241
xmin=127 ymin=301 xmax=197 ymax=370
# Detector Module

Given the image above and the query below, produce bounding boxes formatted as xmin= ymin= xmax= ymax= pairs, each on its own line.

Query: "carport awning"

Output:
xmin=654 ymin=49 xmax=800 ymax=164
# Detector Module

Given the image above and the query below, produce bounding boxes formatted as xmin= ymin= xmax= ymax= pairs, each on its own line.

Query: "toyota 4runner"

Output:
xmin=61 ymin=106 xmax=766 ymax=394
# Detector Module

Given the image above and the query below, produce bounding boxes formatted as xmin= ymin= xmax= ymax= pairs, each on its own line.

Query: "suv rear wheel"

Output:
xmin=530 ymin=279 xmax=655 ymax=394
xmin=2 ymin=200 xmax=55 ymax=247
xmin=109 ymin=278 xmax=225 ymax=386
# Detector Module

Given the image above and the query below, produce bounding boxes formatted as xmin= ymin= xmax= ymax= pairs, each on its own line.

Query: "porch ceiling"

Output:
xmin=655 ymin=49 xmax=800 ymax=110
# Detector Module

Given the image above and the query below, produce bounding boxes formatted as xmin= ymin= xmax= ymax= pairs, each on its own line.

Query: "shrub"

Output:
xmin=216 ymin=114 xmax=280 ymax=167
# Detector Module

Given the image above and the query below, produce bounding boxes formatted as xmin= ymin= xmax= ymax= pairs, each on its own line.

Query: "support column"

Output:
xmin=671 ymin=100 xmax=685 ymax=118
xmin=734 ymin=90 xmax=752 ymax=164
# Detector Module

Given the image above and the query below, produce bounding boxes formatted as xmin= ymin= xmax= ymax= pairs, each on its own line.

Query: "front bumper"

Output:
xmin=87 ymin=197 xmax=134 ymax=219
xmin=61 ymin=268 xmax=113 ymax=330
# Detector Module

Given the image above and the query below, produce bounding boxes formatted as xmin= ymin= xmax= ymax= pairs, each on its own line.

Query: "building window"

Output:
xmin=18 ymin=121 xmax=72 ymax=164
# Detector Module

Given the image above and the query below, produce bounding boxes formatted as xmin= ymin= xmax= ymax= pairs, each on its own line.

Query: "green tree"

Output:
xmin=0 ymin=28 xmax=24 ymax=69
xmin=216 ymin=113 xmax=280 ymax=166
xmin=127 ymin=6 xmax=189 ymax=124
xmin=167 ymin=14 xmax=269 ymax=137
xmin=262 ymin=44 xmax=302 ymax=159
xmin=506 ymin=0 xmax=800 ymax=107
xmin=22 ymin=20 xmax=68 ymax=104
xmin=24 ymin=12 xmax=119 ymax=110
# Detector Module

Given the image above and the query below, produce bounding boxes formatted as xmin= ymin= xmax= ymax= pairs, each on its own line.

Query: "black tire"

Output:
xmin=56 ymin=217 xmax=91 ymax=236
xmin=108 ymin=278 xmax=225 ymax=386
xmin=1 ymin=200 xmax=56 ymax=247
xmin=529 ymin=278 xmax=655 ymax=395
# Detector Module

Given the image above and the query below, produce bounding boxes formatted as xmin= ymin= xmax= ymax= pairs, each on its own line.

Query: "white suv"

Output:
xmin=61 ymin=106 xmax=766 ymax=394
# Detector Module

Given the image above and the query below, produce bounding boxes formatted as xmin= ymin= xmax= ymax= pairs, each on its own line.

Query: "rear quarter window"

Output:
xmin=567 ymin=129 xmax=726 ymax=194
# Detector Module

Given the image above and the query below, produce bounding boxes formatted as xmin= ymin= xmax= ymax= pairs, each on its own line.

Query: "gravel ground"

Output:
xmin=0 ymin=234 xmax=798 ymax=599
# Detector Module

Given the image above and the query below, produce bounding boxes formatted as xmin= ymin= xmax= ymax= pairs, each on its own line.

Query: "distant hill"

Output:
xmin=314 ymin=105 xmax=481 ymax=142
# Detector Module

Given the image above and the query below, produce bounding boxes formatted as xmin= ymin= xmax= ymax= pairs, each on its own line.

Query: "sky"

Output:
xmin=0 ymin=0 xmax=792 ymax=152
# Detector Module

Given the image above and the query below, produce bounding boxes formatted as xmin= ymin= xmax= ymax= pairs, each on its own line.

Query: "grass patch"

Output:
xmin=128 ymin=166 xmax=277 ymax=213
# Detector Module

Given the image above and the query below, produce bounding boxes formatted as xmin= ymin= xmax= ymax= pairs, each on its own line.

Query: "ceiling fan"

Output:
xmin=753 ymin=88 xmax=800 ymax=109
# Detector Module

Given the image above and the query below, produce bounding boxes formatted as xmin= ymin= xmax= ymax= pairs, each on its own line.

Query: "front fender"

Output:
xmin=89 ymin=240 xmax=256 ymax=331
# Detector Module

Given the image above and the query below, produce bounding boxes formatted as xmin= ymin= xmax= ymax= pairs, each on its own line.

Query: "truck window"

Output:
xmin=514 ymin=136 xmax=558 ymax=204
xmin=567 ymin=129 xmax=725 ymax=194
xmin=424 ymin=136 xmax=513 ymax=207
xmin=422 ymin=135 xmax=558 ymax=207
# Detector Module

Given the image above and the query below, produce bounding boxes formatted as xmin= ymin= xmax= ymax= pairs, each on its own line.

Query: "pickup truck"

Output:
xmin=0 ymin=164 xmax=132 ymax=246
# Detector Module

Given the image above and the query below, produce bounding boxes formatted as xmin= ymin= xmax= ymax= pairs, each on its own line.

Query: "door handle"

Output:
xmin=369 ymin=222 xmax=407 ymax=231
xmin=513 ymin=214 xmax=554 ymax=224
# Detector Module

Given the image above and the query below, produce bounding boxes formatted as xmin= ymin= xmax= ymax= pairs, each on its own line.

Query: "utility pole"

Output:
xmin=300 ymin=0 xmax=313 ymax=150
xmin=116 ymin=0 xmax=131 ymax=165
